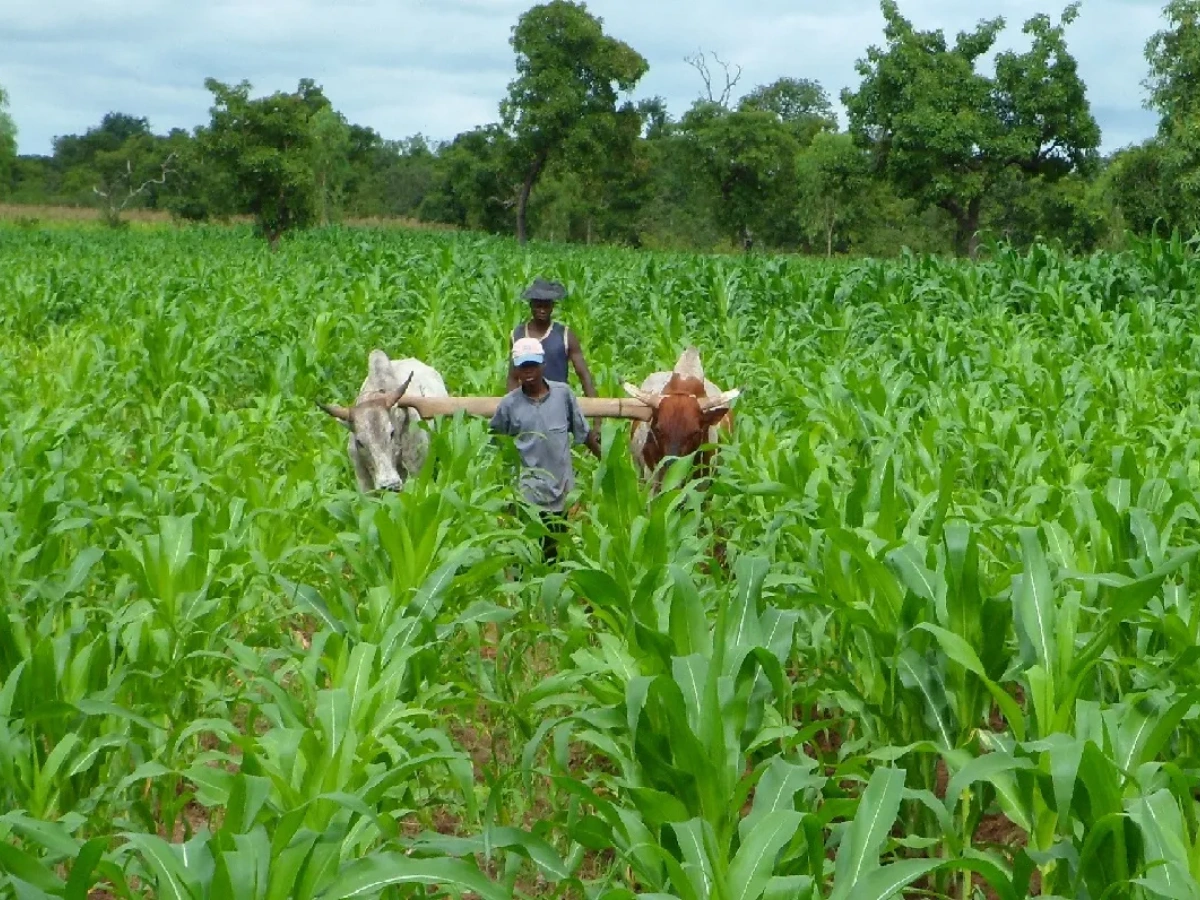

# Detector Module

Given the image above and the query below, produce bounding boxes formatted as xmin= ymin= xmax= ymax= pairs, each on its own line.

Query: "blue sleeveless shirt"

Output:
xmin=513 ymin=322 xmax=571 ymax=384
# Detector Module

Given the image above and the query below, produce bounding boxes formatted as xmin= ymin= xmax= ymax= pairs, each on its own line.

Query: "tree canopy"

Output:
xmin=842 ymin=0 xmax=1100 ymax=255
xmin=4 ymin=1 xmax=1198 ymax=256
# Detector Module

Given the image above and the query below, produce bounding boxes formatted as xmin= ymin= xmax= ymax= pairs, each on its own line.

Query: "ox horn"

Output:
xmin=318 ymin=401 xmax=353 ymax=425
xmin=381 ymin=372 xmax=416 ymax=409
xmin=622 ymin=382 xmax=661 ymax=409
xmin=697 ymin=389 xmax=741 ymax=411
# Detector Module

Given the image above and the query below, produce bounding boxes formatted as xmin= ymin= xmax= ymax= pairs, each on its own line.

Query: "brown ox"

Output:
xmin=622 ymin=347 xmax=740 ymax=490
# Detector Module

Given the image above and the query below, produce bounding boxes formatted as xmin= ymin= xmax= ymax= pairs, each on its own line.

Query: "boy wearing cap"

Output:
xmin=491 ymin=336 xmax=601 ymax=563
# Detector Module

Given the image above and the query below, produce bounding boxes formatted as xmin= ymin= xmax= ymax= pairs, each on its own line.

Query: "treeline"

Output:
xmin=2 ymin=0 xmax=1199 ymax=256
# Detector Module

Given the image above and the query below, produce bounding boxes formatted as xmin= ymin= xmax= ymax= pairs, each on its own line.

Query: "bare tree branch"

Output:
xmin=684 ymin=50 xmax=742 ymax=107
xmin=93 ymin=152 xmax=177 ymax=220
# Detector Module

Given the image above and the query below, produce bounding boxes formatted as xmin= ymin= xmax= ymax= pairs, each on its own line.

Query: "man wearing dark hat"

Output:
xmin=506 ymin=279 xmax=598 ymax=407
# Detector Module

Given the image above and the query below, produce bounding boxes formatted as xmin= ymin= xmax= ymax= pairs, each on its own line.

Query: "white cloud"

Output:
xmin=0 ymin=0 xmax=1167 ymax=155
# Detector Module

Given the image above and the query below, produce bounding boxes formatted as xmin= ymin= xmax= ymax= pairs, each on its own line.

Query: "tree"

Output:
xmin=197 ymin=77 xmax=330 ymax=246
xmin=500 ymin=0 xmax=648 ymax=244
xmin=0 ymin=85 xmax=16 ymax=197
xmin=1144 ymin=0 xmax=1200 ymax=234
xmin=532 ymin=99 xmax=652 ymax=245
xmin=842 ymin=1 xmax=1100 ymax=256
xmin=684 ymin=50 xmax=742 ymax=107
xmin=795 ymin=132 xmax=870 ymax=256
xmin=680 ymin=102 xmax=800 ymax=248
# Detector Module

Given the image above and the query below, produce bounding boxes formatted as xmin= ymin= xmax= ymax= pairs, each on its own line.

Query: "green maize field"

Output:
xmin=4 ymin=224 xmax=1200 ymax=899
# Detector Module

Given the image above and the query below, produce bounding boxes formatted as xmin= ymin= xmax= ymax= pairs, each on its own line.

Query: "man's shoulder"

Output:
xmin=496 ymin=388 xmax=523 ymax=410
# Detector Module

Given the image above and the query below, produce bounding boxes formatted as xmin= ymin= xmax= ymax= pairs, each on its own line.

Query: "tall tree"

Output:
xmin=198 ymin=77 xmax=329 ymax=246
xmin=842 ymin=1 xmax=1100 ymax=256
xmin=500 ymin=0 xmax=648 ymax=244
xmin=0 ymin=85 xmax=16 ymax=197
xmin=1144 ymin=0 xmax=1200 ymax=233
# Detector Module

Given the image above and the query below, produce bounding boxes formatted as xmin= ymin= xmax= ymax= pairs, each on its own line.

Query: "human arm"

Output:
xmin=567 ymin=328 xmax=601 ymax=438
xmin=489 ymin=398 xmax=513 ymax=437
xmin=568 ymin=329 xmax=597 ymax=398
xmin=568 ymin=391 xmax=601 ymax=458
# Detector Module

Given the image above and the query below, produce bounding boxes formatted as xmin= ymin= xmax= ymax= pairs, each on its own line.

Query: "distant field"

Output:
xmin=0 ymin=202 xmax=454 ymax=232
xmin=3 ymin=224 xmax=1200 ymax=898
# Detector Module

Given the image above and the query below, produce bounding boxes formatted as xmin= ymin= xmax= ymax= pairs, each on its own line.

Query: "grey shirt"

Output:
xmin=489 ymin=380 xmax=589 ymax=512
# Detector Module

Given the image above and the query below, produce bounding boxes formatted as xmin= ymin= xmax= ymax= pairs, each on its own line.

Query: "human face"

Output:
xmin=516 ymin=360 xmax=545 ymax=390
xmin=529 ymin=300 xmax=554 ymax=325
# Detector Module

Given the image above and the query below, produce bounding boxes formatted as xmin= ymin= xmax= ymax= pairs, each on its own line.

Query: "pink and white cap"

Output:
xmin=512 ymin=336 xmax=544 ymax=366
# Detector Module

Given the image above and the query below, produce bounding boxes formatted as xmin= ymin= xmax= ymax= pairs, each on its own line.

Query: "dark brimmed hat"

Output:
xmin=521 ymin=278 xmax=566 ymax=302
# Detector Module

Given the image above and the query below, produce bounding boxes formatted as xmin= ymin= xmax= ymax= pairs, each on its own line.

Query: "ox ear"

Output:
xmin=622 ymin=382 xmax=661 ymax=409
xmin=698 ymin=389 xmax=739 ymax=429
xmin=319 ymin=401 xmax=353 ymax=428
xmin=700 ymin=405 xmax=733 ymax=429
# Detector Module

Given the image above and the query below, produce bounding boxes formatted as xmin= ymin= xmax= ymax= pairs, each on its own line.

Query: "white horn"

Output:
xmin=622 ymin=382 xmax=661 ymax=409
xmin=698 ymin=388 xmax=741 ymax=411
xmin=390 ymin=371 xmax=416 ymax=404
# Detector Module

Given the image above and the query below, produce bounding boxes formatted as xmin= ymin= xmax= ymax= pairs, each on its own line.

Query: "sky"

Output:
xmin=0 ymin=0 xmax=1169 ymax=158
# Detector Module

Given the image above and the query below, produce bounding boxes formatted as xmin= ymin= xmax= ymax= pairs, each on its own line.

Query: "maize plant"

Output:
xmin=4 ymin=224 xmax=1200 ymax=899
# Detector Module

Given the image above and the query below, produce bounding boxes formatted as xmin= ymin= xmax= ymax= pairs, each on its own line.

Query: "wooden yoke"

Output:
xmin=391 ymin=396 xmax=654 ymax=421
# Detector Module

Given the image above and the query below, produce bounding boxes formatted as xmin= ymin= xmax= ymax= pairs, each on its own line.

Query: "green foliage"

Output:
xmin=1105 ymin=140 xmax=1176 ymax=238
xmin=680 ymin=104 xmax=801 ymax=247
xmin=1143 ymin=0 xmax=1200 ymax=235
xmin=738 ymin=76 xmax=837 ymax=146
xmin=842 ymin=0 xmax=1101 ymax=256
xmin=419 ymin=126 xmax=516 ymax=232
xmin=309 ymin=106 xmax=352 ymax=224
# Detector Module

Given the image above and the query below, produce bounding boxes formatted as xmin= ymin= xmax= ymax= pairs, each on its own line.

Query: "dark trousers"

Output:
xmin=541 ymin=511 xmax=568 ymax=563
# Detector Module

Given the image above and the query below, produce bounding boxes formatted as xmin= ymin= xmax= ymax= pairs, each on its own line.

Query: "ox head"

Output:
xmin=623 ymin=375 xmax=740 ymax=460
xmin=320 ymin=371 xmax=415 ymax=492
xmin=621 ymin=347 xmax=739 ymax=490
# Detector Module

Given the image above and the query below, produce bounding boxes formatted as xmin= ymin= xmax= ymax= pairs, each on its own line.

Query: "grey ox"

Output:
xmin=319 ymin=349 xmax=449 ymax=492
